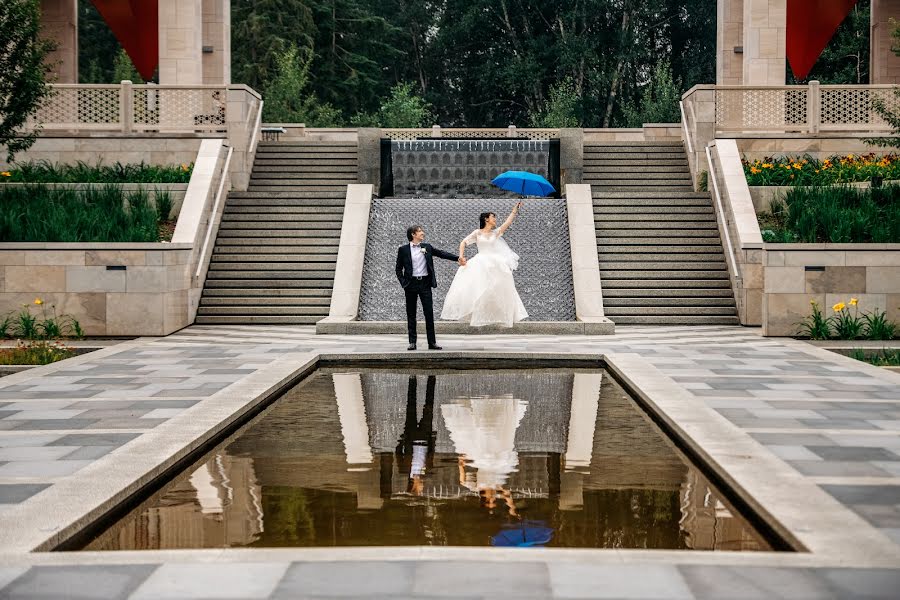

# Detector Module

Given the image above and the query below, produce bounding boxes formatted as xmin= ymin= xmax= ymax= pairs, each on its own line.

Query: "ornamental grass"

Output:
xmin=758 ymin=184 xmax=900 ymax=244
xmin=0 ymin=160 xmax=192 ymax=184
xmin=849 ymin=348 xmax=900 ymax=367
xmin=744 ymin=153 xmax=900 ymax=186
xmin=797 ymin=299 xmax=898 ymax=341
xmin=0 ymin=185 xmax=173 ymax=242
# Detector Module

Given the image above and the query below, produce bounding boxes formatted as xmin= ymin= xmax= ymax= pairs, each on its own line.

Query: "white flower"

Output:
xmin=420 ymin=248 xmax=427 ymax=254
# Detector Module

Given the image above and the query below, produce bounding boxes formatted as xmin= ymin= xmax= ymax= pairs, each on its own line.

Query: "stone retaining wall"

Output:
xmin=0 ymin=137 xmax=202 ymax=171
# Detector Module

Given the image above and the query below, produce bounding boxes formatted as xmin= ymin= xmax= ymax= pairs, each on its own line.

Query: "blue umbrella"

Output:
xmin=491 ymin=171 xmax=556 ymax=197
xmin=490 ymin=520 xmax=554 ymax=547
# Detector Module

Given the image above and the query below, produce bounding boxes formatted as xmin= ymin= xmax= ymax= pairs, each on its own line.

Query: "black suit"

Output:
xmin=395 ymin=376 xmax=437 ymax=486
xmin=396 ymin=242 xmax=458 ymax=345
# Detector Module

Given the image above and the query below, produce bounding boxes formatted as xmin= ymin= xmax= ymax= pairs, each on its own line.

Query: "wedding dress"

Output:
xmin=440 ymin=229 xmax=528 ymax=327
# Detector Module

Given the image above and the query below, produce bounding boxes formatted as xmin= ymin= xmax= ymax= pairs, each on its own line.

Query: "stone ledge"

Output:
xmin=316 ymin=319 xmax=615 ymax=335
xmin=765 ymin=243 xmax=900 ymax=251
xmin=0 ymin=243 xmax=192 ymax=251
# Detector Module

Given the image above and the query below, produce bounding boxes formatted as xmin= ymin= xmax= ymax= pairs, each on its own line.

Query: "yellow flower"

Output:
xmin=0 ymin=171 xmax=10 ymax=177
xmin=850 ymin=297 xmax=858 ymax=306
xmin=793 ymin=163 xmax=802 ymax=170
xmin=847 ymin=154 xmax=854 ymax=160
xmin=833 ymin=302 xmax=846 ymax=312
xmin=750 ymin=166 xmax=761 ymax=174
xmin=810 ymin=300 xmax=818 ymax=305
xmin=180 ymin=163 xmax=189 ymax=171
xmin=33 ymin=298 xmax=43 ymax=305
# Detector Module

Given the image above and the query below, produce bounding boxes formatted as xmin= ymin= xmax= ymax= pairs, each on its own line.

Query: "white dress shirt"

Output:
xmin=410 ymin=242 xmax=428 ymax=277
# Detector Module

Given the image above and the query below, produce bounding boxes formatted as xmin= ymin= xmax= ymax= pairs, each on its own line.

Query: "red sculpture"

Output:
xmin=787 ymin=0 xmax=859 ymax=80
xmin=90 ymin=0 xmax=158 ymax=81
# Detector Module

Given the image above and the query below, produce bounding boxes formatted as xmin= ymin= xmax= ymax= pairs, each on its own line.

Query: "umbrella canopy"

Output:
xmin=491 ymin=171 xmax=556 ymax=197
xmin=490 ymin=520 xmax=554 ymax=547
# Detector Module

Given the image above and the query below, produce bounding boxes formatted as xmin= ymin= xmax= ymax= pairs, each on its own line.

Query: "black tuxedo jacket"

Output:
xmin=396 ymin=242 xmax=458 ymax=289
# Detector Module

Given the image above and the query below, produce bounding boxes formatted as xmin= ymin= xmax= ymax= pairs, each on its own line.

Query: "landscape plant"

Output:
xmin=1 ymin=160 xmax=192 ymax=183
xmin=796 ymin=299 xmax=898 ymax=340
xmin=2 ymin=299 xmax=84 ymax=340
xmin=757 ymin=184 xmax=900 ymax=244
xmin=0 ymin=340 xmax=77 ymax=366
xmin=743 ymin=154 xmax=900 ymax=186
xmin=831 ymin=299 xmax=865 ymax=340
xmin=0 ymin=185 xmax=174 ymax=242
xmin=863 ymin=310 xmax=898 ymax=340
xmin=849 ymin=348 xmax=900 ymax=367
xmin=796 ymin=300 xmax=832 ymax=340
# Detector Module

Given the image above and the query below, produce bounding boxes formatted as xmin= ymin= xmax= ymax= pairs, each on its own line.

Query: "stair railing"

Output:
xmin=195 ymin=145 xmax=234 ymax=281
xmin=704 ymin=144 xmax=742 ymax=289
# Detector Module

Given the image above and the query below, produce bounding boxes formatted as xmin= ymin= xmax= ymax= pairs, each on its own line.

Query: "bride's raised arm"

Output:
xmin=497 ymin=202 xmax=523 ymax=236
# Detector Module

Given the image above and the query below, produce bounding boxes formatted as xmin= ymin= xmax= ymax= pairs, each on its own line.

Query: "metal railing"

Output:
xmin=713 ymin=82 xmax=900 ymax=134
xmin=27 ymin=83 xmax=260 ymax=134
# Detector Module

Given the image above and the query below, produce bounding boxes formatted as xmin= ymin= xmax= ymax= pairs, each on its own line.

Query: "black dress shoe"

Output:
xmin=428 ymin=344 xmax=443 ymax=350
xmin=407 ymin=343 xmax=416 ymax=351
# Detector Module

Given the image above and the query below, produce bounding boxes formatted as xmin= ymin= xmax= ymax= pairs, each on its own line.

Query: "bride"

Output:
xmin=440 ymin=203 xmax=528 ymax=327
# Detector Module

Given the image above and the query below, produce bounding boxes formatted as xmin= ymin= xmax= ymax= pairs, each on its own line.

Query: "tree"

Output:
xmin=0 ymin=0 xmax=56 ymax=162
xmin=77 ymin=0 xmax=120 ymax=83
xmin=262 ymin=44 xmax=342 ymax=126
xmin=351 ymin=82 xmax=433 ymax=127
xmin=621 ymin=60 xmax=681 ymax=127
xmin=113 ymin=49 xmax=143 ymax=84
xmin=529 ymin=77 xmax=581 ymax=127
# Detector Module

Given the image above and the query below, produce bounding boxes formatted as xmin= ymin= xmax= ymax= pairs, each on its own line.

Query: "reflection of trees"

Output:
xmin=253 ymin=487 xmax=315 ymax=547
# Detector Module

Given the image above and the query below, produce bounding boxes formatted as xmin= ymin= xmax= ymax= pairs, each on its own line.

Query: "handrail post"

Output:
xmin=120 ymin=80 xmax=133 ymax=133
xmin=807 ymin=80 xmax=820 ymax=134
xmin=432 ymin=124 xmax=441 ymax=138
xmin=507 ymin=124 xmax=517 ymax=138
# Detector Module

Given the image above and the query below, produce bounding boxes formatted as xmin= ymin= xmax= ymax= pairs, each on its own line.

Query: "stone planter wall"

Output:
xmin=0 ymin=137 xmax=202 ymax=172
xmin=0 ymin=183 xmax=188 ymax=219
xmin=762 ymin=244 xmax=900 ymax=336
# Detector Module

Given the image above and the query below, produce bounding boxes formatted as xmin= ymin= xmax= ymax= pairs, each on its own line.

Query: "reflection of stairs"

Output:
xmin=196 ymin=141 xmax=357 ymax=325
xmin=585 ymin=142 xmax=739 ymax=325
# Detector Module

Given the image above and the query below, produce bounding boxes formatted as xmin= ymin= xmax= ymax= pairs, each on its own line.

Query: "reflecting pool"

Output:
xmin=83 ymin=368 xmax=773 ymax=551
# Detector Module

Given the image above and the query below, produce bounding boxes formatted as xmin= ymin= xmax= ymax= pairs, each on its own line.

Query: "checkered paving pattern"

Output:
xmin=0 ymin=325 xmax=898 ymax=598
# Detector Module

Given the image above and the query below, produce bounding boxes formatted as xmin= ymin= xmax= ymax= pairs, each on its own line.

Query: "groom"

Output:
xmin=396 ymin=225 xmax=465 ymax=350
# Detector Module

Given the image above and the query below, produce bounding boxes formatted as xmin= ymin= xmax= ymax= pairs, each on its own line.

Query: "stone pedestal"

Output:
xmin=717 ymin=0 xmax=744 ymax=85
xmin=202 ymin=0 xmax=231 ymax=85
xmin=871 ymin=0 xmax=900 ymax=84
xmin=743 ymin=0 xmax=786 ymax=85
xmin=40 ymin=0 xmax=77 ymax=83
xmin=158 ymin=0 xmax=203 ymax=85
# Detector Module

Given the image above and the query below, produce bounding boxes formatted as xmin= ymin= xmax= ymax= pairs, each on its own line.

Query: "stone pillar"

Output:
xmin=717 ymin=0 xmax=744 ymax=85
xmin=40 ymin=0 xmax=78 ymax=83
xmin=871 ymin=0 xmax=900 ymax=84
xmin=202 ymin=0 xmax=231 ymax=85
xmin=558 ymin=128 xmax=583 ymax=191
xmin=742 ymin=0 xmax=786 ymax=85
xmin=357 ymin=128 xmax=382 ymax=189
xmin=158 ymin=0 xmax=203 ymax=85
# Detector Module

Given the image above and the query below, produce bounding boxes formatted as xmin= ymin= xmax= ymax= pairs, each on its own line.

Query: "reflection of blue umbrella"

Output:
xmin=490 ymin=520 xmax=554 ymax=547
xmin=491 ymin=171 xmax=556 ymax=197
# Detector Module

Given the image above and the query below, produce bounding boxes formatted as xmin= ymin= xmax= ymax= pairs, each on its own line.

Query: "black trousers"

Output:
xmin=404 ymin=278 xmax=436 ymax=345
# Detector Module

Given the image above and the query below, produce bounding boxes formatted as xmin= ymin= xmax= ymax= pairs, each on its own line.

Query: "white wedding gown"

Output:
xmin=440 ymin=229 xmax=528 ymax=327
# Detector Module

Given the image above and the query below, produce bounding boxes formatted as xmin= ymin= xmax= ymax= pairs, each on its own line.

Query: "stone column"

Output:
xmin=40 ymin=0 xmax=78 ymax=83
xmin=202 ymin=0 xmax=231 ymax=85
xmin=717 ymin=0 xmax=744 ymax=85
xmin=158 ymin=0 xmax=203 ymax=85
xmin=742 ymin=0 xmax=786 ymax=85
xmin=871 ymin=0 xmax=900 ymax=84
xmin=558 ymin=128 xmax=583 ymax=191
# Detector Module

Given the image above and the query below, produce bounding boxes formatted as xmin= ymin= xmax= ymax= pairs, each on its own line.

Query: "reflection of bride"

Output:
xmin=440 ymin=204 xmax=528 ymax=327
xmin=441 ymin=395 xmax=527 ymax=511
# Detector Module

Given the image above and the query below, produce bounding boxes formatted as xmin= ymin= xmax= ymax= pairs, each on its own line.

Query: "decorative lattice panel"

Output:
xmin=820 ymin=87 xmax=900 ymax=130
xmin=384 ymin=128 xmax=558 ymax=140
xmin=33 ymin=86 xmax=120 ymax=129
xmin=133 ymin=87 xmax=226 ymax=131
xmin=716 ymin=88 xmax=807 ymax=131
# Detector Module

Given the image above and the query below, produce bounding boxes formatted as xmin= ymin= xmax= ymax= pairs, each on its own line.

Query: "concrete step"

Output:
xmin=595 ymin=222 xmax=718 ymax=231
xmin=604 ymin=306 xmax=737 ymax=316
xmin=602 ymin=287 xmax=735 ymax=298
xmin=600 ymin=278 xmax=732 ymax=289
xmin=248 ymin=180 xmax=354 ymax=187
xmin=592 ymin=191 xmax=709 ymax=199
xmin=598 ymin=253 xmax=725 ymax=263
xmin=590 ymin=182 xmax=695 ymax=190
xmin=226 ymin=200 xmax=346 ymax=209
xmin=209 ymin=260 xmax=336 ymax=271
xmin=594 ymin=213 xmax=716 ymax=223
xmin=603 ymin=297 xmax=736 ymax=307
xmin=585 ymin=172 xmax=692 ymax=181
xmin=587 ymin=165 xmax=690 ymax=174
xmin=221 ymin=213 xmax=340 ymax=222
xmin=601 ymin=261 xmax=727 ymax=271
xmin=206 ymin=269 xmax=336 ymax=279
xmin=202 ymin=288 xmax=332 ymax=297
xmin=247 ymin=185 xmax=350 ymax=193
xmin=228 ymin=191 xmax=347 ymax=199
xmin=594 ymin=206 xmax=713 ymax=215
xmin=194 ymin=315 xmax=321 ymax=325
xmin=227 ymin=206 xmax=344 ymax=214
xmin=250 ymin=171 xmax=355 ymax=180
xmin=252 ymin=165 xmax=357 ymax=173
xmin=204 ymin=279 xmax=334 ymax=289
xmin=596 ymin=245 xmax=724 ymax=254
xmin=606 ymin=315 xmax=741 ymax=325
xmin=600 ymin=269 xmax=729 ymax=280
xmin=215 ymin=237 xmax=340 ymax=245
xmin=210 ymin=253 xmax=337 ymax=262
xmin=200 ymin=296 xmax=331 ymax=307
xmin=214 ymin=245 xmax=338 ymax=254
xmin=218 ymin=222 xmax=339 ymax=231
xmin=197 ymin=306 xmax=329 ymax=316
xmin=585 ymin=159 xmax=689 ymax=168
xmin=255 ymin=145 xmax=357 ymax=152
xmin=582 ymin=152 xmax=685 ymax=160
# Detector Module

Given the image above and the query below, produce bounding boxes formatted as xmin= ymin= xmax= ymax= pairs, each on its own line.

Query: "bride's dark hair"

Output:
xmin=479 ymin=212 xmax=495 ymax=228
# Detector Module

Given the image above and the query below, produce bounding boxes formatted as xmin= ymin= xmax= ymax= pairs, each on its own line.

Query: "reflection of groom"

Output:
xmin=396 ymin=375 xmax=437 ymax=496
xmin=395 ymin=225 xmax=465 ymax=350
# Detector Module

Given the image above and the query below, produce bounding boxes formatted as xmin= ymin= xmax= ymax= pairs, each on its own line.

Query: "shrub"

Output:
xmin=0 ymin=340 xmax=76 ymax=365
xmin=757 ymin=184 xmax=900 ymax=244
xmin=743 ymin=153 xmax=900 ymax=186
xmin=0 ymin=184 xmax=173 ymax=242
xmin=0 ymin=160 xmax=192 ymax=183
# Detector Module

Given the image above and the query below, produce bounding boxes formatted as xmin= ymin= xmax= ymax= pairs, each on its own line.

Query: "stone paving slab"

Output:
xmin=0 ymin=325 xmax=899 ymax=597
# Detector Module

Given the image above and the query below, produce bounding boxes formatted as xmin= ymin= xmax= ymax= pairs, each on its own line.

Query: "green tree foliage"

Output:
xmin=0 ymin=0 xmax=55 ymax=161
xmin=77 ymin=0 xmax=119 ymax=83
xmin=262 ymin=44 xmax=341 ymax=126
xmin=113 ymin=49 xmax=143 ymax=84
xmin=621 ymin=61 xmax=681 ymax=127
xmin=352 ymin=82 xmax=433 ymax=127
xmin=529 ymin=77 xmax=581 ymax=127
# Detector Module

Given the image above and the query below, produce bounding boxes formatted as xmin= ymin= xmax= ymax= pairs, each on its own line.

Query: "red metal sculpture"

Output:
xmin=787 ymin=0 xmax=859 ymax=80
xmin=90 ymin=0 xmax=158 ymax=81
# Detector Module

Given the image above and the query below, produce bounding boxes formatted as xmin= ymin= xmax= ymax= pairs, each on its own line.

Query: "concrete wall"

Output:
xmin=762 ymin=245 xmax=900 ymax=336
xmin=583 ymin=124 xmax=682 ymax=143
xmin=0 ymin=137 xmax=202 ymax=171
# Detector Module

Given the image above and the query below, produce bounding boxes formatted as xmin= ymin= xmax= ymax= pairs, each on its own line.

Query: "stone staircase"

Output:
xmin=586 ymin=141 xmax=739 ymax=325
xmin=196 ymin=140 xmax=357 ymax=325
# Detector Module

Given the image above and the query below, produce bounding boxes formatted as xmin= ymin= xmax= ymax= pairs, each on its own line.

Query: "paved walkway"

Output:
xmin=0 ymin=325 xmax=899 ymax=598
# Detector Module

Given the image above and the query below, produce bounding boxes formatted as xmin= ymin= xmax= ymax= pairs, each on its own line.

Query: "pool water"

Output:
xmin=83 ymin=368 xmax=773 ymax=551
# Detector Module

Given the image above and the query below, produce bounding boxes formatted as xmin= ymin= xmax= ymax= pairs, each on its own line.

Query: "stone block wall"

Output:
xmin=0 ymin=246 xmax=193 ymax=336
xmin=762 ymin=246 xmax=900 ymax=336
xmin=0 ymin=137 xmax=202 ymax=171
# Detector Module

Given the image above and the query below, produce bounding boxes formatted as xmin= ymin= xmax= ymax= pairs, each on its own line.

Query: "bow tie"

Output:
xmin=412 ymin=244 xmax=421 ymax=248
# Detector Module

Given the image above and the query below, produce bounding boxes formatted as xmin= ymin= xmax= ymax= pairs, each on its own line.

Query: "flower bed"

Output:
xmin=0 ymin=161 xmax=192 ymax=184
xmin=849 ymin=348 xmax=900 ymax=366
xmin=0 ymin=185 xmax=175 ymax=242
xmin=0 ymin=341 xmax=76 ymax=366
xmin=757 ymin=184 xmax=900 ymax=243
xmin=743 ymin=153 xmax=900 ymax=186
xmin=797 ymin=299 xmax=897 ymax=340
